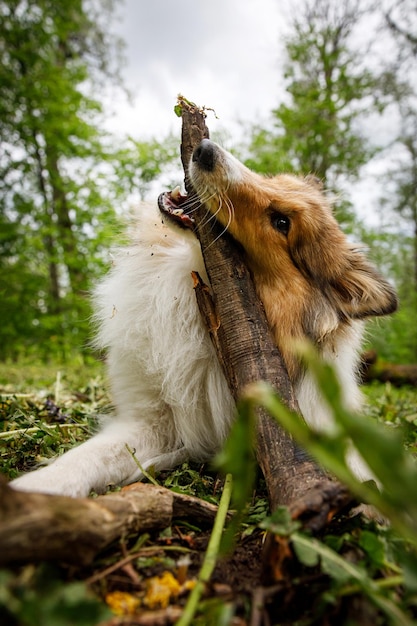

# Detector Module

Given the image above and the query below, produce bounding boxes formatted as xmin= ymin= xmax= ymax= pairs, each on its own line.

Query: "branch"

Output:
xmin=0 ymin=476 xmax=220 ymax=566
xmin=361 ymin=350 xmax=417 ymax=387
xmin=177 ymin=99 xmax=336 ymax=513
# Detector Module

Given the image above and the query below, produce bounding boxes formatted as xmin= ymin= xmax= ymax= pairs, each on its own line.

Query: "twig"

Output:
xmin=126 ymin=444 xmax=160 ymax=486
xmin=0 ymin=423 xmax=90 ymax=439
xmin=86 ymin=545 xmax=194 ymax=586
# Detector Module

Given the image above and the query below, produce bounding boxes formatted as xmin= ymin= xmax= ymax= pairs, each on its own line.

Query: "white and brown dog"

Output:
xmin=12 ymin=140 xmax=397 ymax=497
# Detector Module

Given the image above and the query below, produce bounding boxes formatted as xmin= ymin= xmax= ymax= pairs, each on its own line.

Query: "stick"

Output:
xmin=0 ymin=477 xmax=220 ymax=566
xmin=178 ymin=99 xmax=344 ymax=516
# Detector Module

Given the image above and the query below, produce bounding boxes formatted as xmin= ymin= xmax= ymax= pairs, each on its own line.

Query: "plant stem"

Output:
xmin=125 ymin=444 xmax=160 ymax=486
xmin=175 ymin=473 xmax=233 ymax=626
xmin=0 ymin=423 xmax=90 ymax=439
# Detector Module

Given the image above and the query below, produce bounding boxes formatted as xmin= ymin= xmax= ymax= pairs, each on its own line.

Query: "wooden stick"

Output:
xmin=0 ymin=477 xmax=219 ymax=566
xmin=178 ymin=99 xmax=344 ymax=514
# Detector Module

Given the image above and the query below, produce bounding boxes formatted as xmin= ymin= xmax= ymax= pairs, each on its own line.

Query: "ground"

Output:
xmin=1 ymin=360 xmax=417 ymax=625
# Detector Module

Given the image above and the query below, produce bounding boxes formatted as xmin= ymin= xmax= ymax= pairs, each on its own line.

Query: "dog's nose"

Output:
xmin=192 ymin=139 xmax=216 ymax=171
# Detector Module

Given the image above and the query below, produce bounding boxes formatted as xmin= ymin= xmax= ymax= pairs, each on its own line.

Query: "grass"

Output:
xmin=0 ymin=360 xmax=108 ymax=479
xmin=1 ymin=359 xmax=417 ymax=625
xmin=363 ymin=382 xmax=417 ymax=449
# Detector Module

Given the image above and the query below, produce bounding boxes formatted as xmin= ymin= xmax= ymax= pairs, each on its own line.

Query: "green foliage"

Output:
xmin=0 ymin=0 xmax=116 ymax=358
xmin=364 ymin=383 xmax=417 ymax=447
xmin=1 ymin=360 xmax=417 ymax=623
xmin=245 ymin=1 xmax=384 ymax=191
xmin=112 ymin=133 xmax=180 ymax=200
xmin=0 ymin=565 xmax=111 ymax=626
xmin=0 ymin=360 xmax=107 ymax=478
xmin=224 ymin=348 xmax=417 ymax=623
xmin=244 ymin=346 xmax=417 ymax=544
xmin=0 ymin=1 xmax=178 ymax=361
xmin=162 ymin=462 xmax=220 ymax=505
xmin=359 ymin=223 xmax=417 ymax=362
xmin=382 ymin=0 xmax=417 ymax=298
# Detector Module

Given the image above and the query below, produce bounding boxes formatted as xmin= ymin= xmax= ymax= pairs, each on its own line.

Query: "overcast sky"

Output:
xmin=107 ymin=0 xmax=288 ymax=141
xmin=104 ymin=0 xmax=412 ymax=228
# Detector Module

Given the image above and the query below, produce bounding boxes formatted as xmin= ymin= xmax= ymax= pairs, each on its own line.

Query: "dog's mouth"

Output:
xmin=157 ymin=187 xmax=195 ymax=230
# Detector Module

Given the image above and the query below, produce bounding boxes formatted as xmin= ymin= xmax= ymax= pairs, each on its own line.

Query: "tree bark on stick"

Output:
xmin=178 ymin=99 xmax=351 ymax=521
xmin=0 ymin=477 xmax=220 ymax=566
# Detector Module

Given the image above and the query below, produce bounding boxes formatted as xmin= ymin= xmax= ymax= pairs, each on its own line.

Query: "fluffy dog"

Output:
xmin=11 ymin=140 xmax=398 ymax=497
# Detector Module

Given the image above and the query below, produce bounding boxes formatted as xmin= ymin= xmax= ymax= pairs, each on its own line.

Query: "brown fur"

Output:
xmin=10 ymin=140 xmax=399 ymax=497
xmin=190 ymin=144 xmax=398 ymax=382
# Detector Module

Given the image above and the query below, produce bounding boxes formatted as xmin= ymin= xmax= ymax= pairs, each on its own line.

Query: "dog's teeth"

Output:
xmin=171 ymin=186 xmax=181 ymax=201
xmin=172 ymin=208 xmax=184 ymax=216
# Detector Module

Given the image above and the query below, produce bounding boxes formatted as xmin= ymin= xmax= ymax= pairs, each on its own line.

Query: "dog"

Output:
xmin=11 ymin=139 xmax=398 ymax=497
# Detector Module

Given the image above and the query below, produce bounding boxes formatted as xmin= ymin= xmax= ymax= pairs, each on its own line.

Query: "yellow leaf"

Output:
xmin=144 ymin=571 xmax=182 ymax=609
xmin=105 ymin=590 xmax=140 ymax=616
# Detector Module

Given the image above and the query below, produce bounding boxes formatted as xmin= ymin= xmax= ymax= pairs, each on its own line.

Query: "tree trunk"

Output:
xmin=30 ymin=129 xmax=62 ymax=312
xmin=45 ymin=145 xmax=87 ymax=295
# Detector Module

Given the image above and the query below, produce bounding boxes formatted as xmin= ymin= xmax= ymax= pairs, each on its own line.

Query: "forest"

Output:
xmin=1 ymin=0 xmax=417 ymax=625
xmin=0 ymin=0 xmax=416 ymax=365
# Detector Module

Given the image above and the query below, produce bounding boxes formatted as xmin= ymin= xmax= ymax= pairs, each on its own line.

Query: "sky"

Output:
xmin=104 ymin=0 xmax=409 ymax=227
xmin=107 ymin=0 xmax=287 ymax=142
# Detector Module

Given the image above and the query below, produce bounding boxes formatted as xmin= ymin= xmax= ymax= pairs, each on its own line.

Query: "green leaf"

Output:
xmin=215 ymin=398 xmax=256 ymax=512
xmin=259 ymin=506 xmax=301 ymax=536
xmin=215 ymin=398 xmax=257 ymax=548
xmin=358 ymin=530 xmax=386 ymax=568
xmin=293 ymin=533 xmax=368 ymax=585
xmin=292 ymin=536 xmax=320 ymax=568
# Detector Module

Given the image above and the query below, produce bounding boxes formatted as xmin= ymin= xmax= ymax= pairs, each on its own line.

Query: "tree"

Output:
xmin=0 ymin=1 xmax=176 ymax=360
xmin=240 ymin=0 xmax=417 ymax=362
xmin=368 ymin=0 xmax=417 ymax=361
xmin=245 ymin=0 xmax=387 ymax=223
xmin=382 ymin=0 xmax=417 ymax=292
xmin=385 ymin=0 xmax=417 ymax=59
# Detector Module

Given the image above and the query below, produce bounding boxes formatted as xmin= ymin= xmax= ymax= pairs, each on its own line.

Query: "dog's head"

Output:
xmin=189 ymin=140 xmax=398 ymax=342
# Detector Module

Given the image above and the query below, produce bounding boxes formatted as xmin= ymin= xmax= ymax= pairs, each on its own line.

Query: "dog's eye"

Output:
xmin=270 ymin=212 xmax=290 ymax=235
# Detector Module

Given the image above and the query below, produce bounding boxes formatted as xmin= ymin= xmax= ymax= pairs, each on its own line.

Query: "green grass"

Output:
xmin=0 ymin=360 xmax=108 ymax=478
xmin=363 ymin=382 xmax=417 ymax=449
xmin=1 ymin=360 xmax=417 ymax=625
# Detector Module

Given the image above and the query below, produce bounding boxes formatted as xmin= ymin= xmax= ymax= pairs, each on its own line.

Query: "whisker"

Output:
xmin=184 ymin=189 xmax=215 ymax=215
xmin=178 ymin=196 xmax=202 ymax=212
xmin=224 ymin=195 xmax=235 ymax=229
xmin=183 ymin=184 xmax=235 ymax=247
xmin=198 ymin=193 xmax=235 ymax=248
xmin=199 ymin=196 xmax=222 ymax=229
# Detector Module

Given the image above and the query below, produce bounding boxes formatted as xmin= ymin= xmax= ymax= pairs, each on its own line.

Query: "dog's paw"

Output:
xmin=10 ymin=465 xmax=91 ymax=498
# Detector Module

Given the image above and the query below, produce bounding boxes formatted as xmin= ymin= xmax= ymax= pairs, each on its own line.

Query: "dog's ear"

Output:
xmin=291 ymin=226 xmax=398 ymax=321
xmin=328 ymin=250 xmax=398 ymax=320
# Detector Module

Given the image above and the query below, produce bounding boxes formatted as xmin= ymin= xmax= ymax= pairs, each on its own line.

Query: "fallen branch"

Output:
xmin=0 ymin=476 xmax=219 ymax=566
xmin=178 ymin=99 xmax=350 ymax=521
xmin=361 ymin=350 xmax=417 ymax=387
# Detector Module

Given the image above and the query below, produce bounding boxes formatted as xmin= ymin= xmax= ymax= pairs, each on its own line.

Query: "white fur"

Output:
xmin=11 ymin=147 xmax=388 ymax=497
xmin=12 ymin=206 xmax=235 ymax=496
